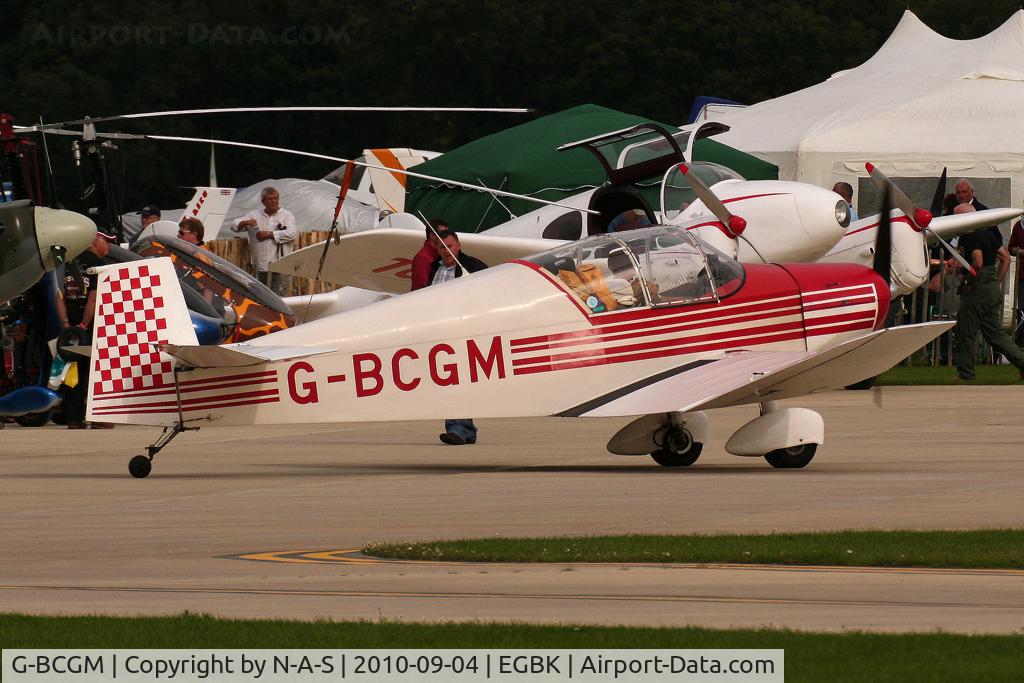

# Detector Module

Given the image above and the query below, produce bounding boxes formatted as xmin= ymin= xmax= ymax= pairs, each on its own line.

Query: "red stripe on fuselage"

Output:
xmin=512 ymin=318 xmax=806 ymax=368
xmin=512 ymin=329 xmax=807 ymax=375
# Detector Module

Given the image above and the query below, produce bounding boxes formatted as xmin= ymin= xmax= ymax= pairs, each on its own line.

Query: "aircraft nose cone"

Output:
xmin=34 ymin=207 xmax=97 ymax=269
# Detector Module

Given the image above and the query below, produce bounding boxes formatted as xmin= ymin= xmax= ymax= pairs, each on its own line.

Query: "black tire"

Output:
xmin=765 ymin=443 xmax=817 ymax=469
xmin=128 ymin=455 xmax=152 ymax=479
xmin=651 ymin=443 xmax=703 ymax=467
xmin=50 ymin=409 xmax=67 ymax=426
xmin=650 ymin=426 xmax=703 ymax=467
xmin=15 ymin=411 xmax=51 ymax=428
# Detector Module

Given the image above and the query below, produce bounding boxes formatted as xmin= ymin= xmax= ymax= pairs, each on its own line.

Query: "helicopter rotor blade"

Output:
xmin=15 ymin=106 xmax=534 ymax=133
xmin=144 ymin=134 xmax=599 ymax=216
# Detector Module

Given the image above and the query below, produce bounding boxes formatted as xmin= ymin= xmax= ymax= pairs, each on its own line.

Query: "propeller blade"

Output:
xmin=865 ymin=162 xmax=932 ymax=230
xmin=925 ymin=227 xmax=976 ymax=276
xmin=874 ymin=188 xmax=892 ymax=288
xmin=930 ymin=167 xmax=948 ymax=216
xmin=677 ymin=163 xmax=747 ymax=237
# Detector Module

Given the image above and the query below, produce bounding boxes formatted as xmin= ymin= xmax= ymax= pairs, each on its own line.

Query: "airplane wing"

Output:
xmin=270 ymin=228 xmax=560 ymax=294
xmin=561 ymin=321 xmax=953 ymax=418
xmin=159 ymin=343 xmax=336 ymax=369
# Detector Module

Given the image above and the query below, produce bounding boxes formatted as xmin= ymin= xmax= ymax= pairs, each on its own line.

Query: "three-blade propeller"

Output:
xmin=865 ymin=162 xmax=975 ymax=276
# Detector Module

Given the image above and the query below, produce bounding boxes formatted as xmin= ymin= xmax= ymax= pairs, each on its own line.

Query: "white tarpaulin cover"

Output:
xmin=706 ymin=10 xmax=1024 ymax=207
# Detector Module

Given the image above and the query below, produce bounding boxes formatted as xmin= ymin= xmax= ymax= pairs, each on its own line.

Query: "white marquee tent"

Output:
xmin=705 ymin=10 xmax=1024 ymax=218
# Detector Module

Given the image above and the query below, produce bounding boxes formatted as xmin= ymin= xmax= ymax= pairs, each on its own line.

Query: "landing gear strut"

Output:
xmin=128 ymin=421 xmax=198 ymax=478
xmin=127 ymin=369 xmax=198 ymax=478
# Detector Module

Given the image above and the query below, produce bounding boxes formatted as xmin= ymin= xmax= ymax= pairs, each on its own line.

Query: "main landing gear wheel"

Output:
xmin=764 ymin=444 xmax=817 ymax=469
xmin=129 ymin=455 xmax=153 ymax=479
xmin=650 ymin=426 xmax=703 ymax=467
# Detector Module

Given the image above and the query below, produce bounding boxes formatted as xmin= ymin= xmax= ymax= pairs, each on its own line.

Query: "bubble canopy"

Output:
xmin=523 ymin=225 xmax=746 ymax=313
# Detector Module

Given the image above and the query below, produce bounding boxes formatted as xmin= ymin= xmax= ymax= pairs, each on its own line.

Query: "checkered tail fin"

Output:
xmin=86 ymin=257 xmax=197 ymax=423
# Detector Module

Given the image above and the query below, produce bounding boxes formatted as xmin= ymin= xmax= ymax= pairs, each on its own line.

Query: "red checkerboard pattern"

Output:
xmin=92 ymin=264 xmax=175 ymax=395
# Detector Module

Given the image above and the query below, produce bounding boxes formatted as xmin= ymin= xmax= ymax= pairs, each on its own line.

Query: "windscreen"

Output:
xmin=525 ymin=226 xmax=744 ymax=311
xmin=660 ymin=162 xmax=746 ymax=221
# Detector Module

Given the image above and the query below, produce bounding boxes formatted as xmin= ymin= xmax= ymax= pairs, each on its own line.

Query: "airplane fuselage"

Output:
xmin=88 ymin=250 xmax=887 ymax=427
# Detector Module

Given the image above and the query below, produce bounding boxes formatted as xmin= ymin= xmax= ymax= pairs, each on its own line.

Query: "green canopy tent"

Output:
xmin=404 ymin=104 xmax=777 ymax=233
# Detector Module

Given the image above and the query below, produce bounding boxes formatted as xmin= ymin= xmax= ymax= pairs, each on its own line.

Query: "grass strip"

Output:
xmin=364 ymin=529 xmax=1024 ymax=568
xmin=2 ymin=614 xmax=1021 ymax=683
xmin=876 ymin=364 xmax=1022 ymax=385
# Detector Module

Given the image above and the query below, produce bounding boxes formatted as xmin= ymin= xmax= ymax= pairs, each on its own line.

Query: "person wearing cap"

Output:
xmin=57 ymin=230 xmax=117 ymax=429
xmin=139 ymin=205 xmax=161 ymax=230
xmin=231 ymin=186 xmax=297 ymax=295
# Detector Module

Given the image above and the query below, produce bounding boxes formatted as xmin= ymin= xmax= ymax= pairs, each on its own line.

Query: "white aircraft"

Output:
xmin=272 ymin=156 xmax=1022 ymax=301
xmin=81 ymin=180 xmax=951 ymax=478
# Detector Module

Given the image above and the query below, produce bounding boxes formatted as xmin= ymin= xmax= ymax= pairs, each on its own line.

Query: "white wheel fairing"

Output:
xmin=725 ymin=407 xmax=824 ymax=457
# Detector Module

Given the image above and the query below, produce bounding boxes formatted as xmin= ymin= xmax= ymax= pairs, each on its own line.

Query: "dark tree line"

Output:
xmin=1 ymin=0 xmax=1019 ymax=214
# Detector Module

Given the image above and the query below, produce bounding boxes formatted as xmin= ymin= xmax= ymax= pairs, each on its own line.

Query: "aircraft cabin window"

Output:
xmin=524 ymin=227 xmax=743 ymax=314
xmin=637 ymin=228 xmax=745 ymax=305
xmin=541 ymin=211 xmax=583 ymax=240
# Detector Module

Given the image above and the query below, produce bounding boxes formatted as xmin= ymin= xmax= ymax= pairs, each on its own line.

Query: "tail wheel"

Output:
xmin=128 ymin=455 xmax=152 ymax=479
xmin=650 ymin=426 xmax=703 ymax=467
xmin=765 ymin=443 xmax=817 ymax=469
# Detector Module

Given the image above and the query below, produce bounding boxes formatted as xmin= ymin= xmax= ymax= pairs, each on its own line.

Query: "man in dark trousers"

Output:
xmin=428 ymin=230 xmax=487 ymax=445
xmin=57 ymin=230 xmax=117 ymax=429
xmin=955 ymin=222 xmax=1024 ymax=381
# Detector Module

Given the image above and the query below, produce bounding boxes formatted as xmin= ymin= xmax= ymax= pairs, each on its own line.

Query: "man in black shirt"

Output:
xmin=57 ymin=230 xmax=116 ymax=428
xmin=955 ymin=226 xmax=1024 ymax=380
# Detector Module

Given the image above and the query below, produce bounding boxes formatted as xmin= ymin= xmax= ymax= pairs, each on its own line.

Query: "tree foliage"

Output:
xmin=0 ymin=0 xmax=1018 ymax=213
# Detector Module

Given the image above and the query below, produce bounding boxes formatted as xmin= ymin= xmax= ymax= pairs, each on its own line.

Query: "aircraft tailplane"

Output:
xmin=86 ymin=257 xmax=197 ymax=425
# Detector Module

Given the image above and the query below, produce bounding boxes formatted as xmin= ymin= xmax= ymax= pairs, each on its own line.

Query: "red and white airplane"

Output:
xmin=84 ymin=192 xmax=950 ymax=478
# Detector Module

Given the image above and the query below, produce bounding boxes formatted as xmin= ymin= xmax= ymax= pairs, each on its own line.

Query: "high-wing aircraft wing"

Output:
xmin=270 ymin=228 xmax=559 ymax=294
xmin=563 ymin=321 xmax=953 ymax=418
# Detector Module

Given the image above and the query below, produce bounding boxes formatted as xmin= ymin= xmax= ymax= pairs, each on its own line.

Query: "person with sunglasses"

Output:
xmin=178 ymin=217 xmax=206 ymax=246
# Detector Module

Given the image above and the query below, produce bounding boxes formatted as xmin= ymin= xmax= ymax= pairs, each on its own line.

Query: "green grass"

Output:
xmin=876 ymin=364 xmax=1022 ymax=385
xmin=1 ymin=615 xmax=1021 ymax=682
xmin=363 ymin=529 xmax=1024 ymax=568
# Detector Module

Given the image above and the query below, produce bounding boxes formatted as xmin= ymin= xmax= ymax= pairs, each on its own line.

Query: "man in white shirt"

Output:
xmin=232 ymin=186 xmax=297 ymax=295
